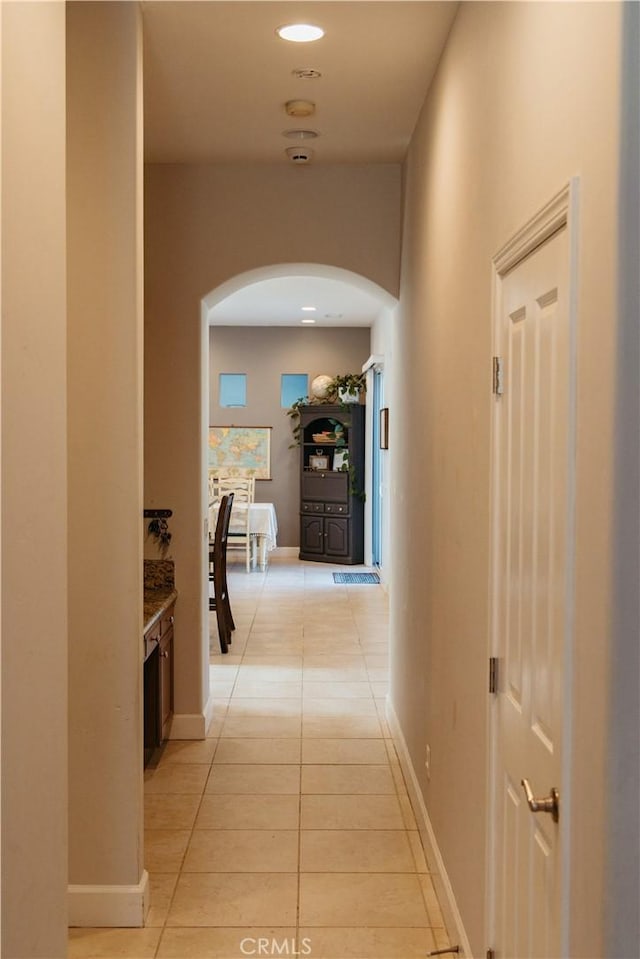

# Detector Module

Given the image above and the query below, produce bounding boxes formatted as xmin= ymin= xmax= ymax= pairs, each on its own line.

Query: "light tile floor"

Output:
xmin=69 ymin=556 xmax=451 ymax=959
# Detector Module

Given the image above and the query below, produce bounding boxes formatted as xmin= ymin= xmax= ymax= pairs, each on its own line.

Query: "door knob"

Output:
xmin=521 ymin=778 xmax=560 ymax=822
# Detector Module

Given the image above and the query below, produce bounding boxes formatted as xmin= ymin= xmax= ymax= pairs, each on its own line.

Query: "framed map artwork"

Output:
xmin=208 ymin=426 xmax=272 ymax=480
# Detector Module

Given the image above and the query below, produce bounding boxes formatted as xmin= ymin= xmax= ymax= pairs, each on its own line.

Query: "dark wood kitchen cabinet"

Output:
xmin=298 ymin=403 xmax=365 ymax=564
xmin=143 ymin=600 xmax=174 ymax=765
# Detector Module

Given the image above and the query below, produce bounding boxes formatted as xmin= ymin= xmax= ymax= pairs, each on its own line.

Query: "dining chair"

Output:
xmin=217 ymin=473 xmax=255 ymax=501
xmin=209 ymin=492 xmax=235 ymax=654
xmin=217 ymin=475 xmax=256 ymax=571
xmin=208 ymin=470 xmax=221 ymax=504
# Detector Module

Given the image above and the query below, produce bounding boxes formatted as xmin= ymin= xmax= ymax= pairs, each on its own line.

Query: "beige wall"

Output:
xmin=145 ymin=163 xmax=401 ymax=726
xmin=606 ymin=4 xmax=640 ymax=954
xmin=1 ymin=2 xmax=68 ymax=955
xmin=394 ymin=2 xmax=622 ymax=955
xmin=67 ymin=1 xmax=146 ymax=923
xmin=210 ymin=326 xmax=371 ymax=546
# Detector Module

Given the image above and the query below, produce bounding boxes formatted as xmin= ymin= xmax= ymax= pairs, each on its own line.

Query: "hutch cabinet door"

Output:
xmin=301 ymin=515 xmax=324 ymax=554
xmin=325 ymin=516 xmax=349 ymax=556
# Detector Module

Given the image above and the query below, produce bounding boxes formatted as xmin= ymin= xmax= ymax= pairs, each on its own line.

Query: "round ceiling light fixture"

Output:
xmin=285 ymin=99 xmax=315 ymax=118
xmin=277 ymin=23 xmax=324 ymax=43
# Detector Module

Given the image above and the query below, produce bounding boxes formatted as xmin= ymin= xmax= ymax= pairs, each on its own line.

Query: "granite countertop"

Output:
xmin=143 ymin=560 xmax=177 ymax=635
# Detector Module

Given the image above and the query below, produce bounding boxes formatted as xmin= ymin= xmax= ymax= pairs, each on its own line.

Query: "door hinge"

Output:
xmin=492 ymin=356 xmax=504 ymax=395
xmin=489 ymin=656 xmax=499 ymax=694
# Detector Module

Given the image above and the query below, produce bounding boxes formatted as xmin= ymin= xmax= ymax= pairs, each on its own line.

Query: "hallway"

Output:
xmin=69 ymin=556 xmax=450 ymax=958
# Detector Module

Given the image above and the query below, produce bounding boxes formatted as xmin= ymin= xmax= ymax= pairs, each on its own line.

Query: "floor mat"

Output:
xmin=333 ymin=571 xmax=380 ymax=584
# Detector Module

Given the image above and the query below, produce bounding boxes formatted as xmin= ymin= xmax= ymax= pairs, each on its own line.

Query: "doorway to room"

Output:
xmin=201 ymin=262 xmax=397 ymax=591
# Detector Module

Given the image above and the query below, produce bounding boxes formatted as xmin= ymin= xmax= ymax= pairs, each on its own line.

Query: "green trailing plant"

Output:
xmin=330 ymin=372 xmax=367 ymax=402
xmin=337 ymin=456 xmax=365 ymax=501
xmin=327 ymin=419 xmax=365 ymax=501
xmin=328 ymin=418 xmax=346 ymax=447
xmin=286 ymin=396 xmax=307 ymax=448
xmin=347 ymin=463 xmax=365 ymax=502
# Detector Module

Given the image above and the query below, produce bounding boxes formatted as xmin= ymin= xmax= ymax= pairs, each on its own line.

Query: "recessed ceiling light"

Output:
xmin=301 ymin=306 xmax=317 ymax=311
xmin=277 ymin=23 xmax=324 ymax=43
xmin=301 ymin=318 xmax=316 ymax=324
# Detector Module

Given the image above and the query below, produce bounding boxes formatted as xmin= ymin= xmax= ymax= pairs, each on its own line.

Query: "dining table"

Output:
xmin=210 ymin=499 xmax=278 ymax=570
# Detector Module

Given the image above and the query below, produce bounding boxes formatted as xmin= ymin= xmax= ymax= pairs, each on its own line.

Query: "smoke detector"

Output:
xmin=286 ymin=146 xmax=314 ymax=164
xmin=285 ymin=99 xmax=315 ymax=118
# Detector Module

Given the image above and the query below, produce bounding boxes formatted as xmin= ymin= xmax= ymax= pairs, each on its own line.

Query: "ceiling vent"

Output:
xmin=283 ymin=129 xmax=319 ymax=140
xmin=286 ymin=146 xmax=313 ymax=164
xmin=292 ymin=68 xmax=322 ymax=80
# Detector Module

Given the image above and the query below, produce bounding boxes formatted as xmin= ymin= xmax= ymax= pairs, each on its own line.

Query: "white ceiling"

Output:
xmin=207 ymin=274 xmax=388 ymax=326
xmin=141 ymin=1 xmax=458 ymax=165
xmin=140 ymin=1 xmax=458 ymax=326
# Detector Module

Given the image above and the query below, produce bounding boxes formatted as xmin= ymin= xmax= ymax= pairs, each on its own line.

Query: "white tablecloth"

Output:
xmin=231 ymin=502 xmax=278 ymax=551
xmin=209 ymin=501 xmax=278 ymax=566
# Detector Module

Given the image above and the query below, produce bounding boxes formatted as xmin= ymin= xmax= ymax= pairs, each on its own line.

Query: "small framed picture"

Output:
xmin=333 ymin=450 xmax=348 ymax=471
xmin=380 ymin=407 xmax=389 ymax=450
xmin=309 ymin=454 xmax=329 ymax=470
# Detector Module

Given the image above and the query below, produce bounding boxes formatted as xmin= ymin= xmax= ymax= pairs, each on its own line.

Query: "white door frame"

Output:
xmin=486 ymin=179 xmax=580 ymax=957
xmin=363 ymin=353 xmax=384 ymax=569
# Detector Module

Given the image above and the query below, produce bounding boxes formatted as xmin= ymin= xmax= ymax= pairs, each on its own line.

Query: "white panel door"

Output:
xmin=490 ymin=218 xmax=575 ymax=959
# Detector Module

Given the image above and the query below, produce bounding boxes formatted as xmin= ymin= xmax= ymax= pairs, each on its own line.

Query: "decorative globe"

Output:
xmin=310 ymin=374 xmax=334 ymax=400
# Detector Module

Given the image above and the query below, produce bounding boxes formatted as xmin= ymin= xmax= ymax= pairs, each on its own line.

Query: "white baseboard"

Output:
xmin=201 ymin=691 xmax=217 ymax=737
xmin=272 ymin=546 xmax=298 ymax=556
xmin=68 ymin=870 xmax=149 ymax=927
xmin=168 ymin=710 xmax=206 ymax=739
xmin=386 ymin=698 xmax=472 ymax=958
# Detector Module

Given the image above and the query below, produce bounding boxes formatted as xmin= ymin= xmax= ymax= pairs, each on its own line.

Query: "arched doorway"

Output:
xmin=202 ymin=261 xmax=396 ymax=603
